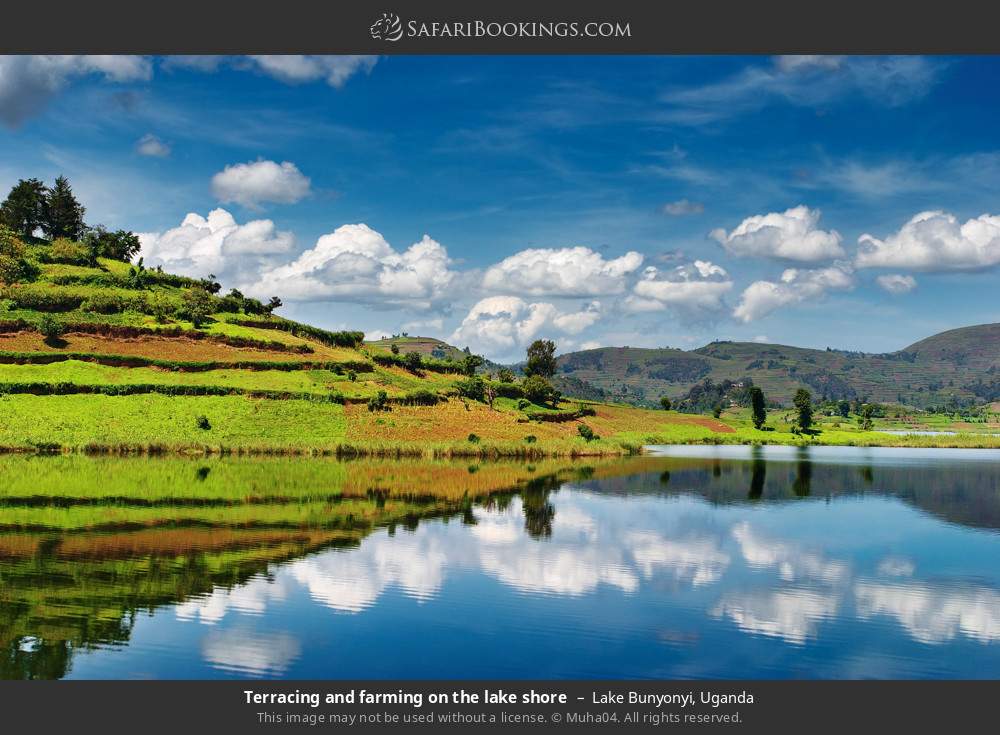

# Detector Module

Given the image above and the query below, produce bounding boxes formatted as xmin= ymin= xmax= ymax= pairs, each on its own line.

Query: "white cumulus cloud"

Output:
xmin=625 ymin=260 xmax=733 ymax=315
xmin=876 ymin=274 xmax=917 ymax=294
xmin=856 ymin=211 xmax=1000 ymax=271
xmin=733 ymin=264 xmax=854 ymax=322
xmin=211 ymin=159 xmax=312 ymax=209
xmin=711 ymin=205 xmax=845 ymax=262
xmin=482 ymin=247 xmax=643 ymax=297
xmin=450 ymin=296 xmax=602 ymax=357
xmin=138 ymin=208 xmax=294 ymax=283
xmin=247 ymin=223 xmax=456 ymax=309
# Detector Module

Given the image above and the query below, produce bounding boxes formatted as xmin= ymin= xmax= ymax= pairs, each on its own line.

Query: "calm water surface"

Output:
xmin=2 ymin=447 xmax=999 ymax=679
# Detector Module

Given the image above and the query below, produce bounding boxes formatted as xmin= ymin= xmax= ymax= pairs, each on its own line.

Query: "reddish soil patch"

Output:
xmin=680 ymin=415 xmax=736 ymax=433
xmin=0 ymin=331 xmax=311 ymax=362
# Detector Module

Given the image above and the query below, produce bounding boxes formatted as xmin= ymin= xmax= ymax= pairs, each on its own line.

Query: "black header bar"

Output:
xmin=2 ymin=0 xmax=999 ymax=54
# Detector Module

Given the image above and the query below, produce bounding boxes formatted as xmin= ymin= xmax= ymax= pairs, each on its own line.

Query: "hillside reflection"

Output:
xmin=1 ymin=449 xmax=999 ymax=679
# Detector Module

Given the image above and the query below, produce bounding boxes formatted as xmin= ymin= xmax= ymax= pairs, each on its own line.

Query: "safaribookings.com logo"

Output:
xmin=370 ymin=13 xmax=404 ymax=41
xmin=369 ymin=13 xmax=631 ymax=42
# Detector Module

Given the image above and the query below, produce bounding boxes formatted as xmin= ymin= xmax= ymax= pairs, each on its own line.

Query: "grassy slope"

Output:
xmin=1 ymin=256 xmax=998 ymax=454
xmin=555 ymin=326 xmax=1000 ymax=408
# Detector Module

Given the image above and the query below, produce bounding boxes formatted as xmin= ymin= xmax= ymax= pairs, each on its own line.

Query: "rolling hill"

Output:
xmin=0 ymin=226 xmax=738 ymax=455
xmin=553 ymin=325 xmax=1000 ymax=408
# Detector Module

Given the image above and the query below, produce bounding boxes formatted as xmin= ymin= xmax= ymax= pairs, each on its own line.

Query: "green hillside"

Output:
xmin=555 ymin=327 xmax=1000 ymax=409
xmin=0 ymin=189 xmax=733 ymax=456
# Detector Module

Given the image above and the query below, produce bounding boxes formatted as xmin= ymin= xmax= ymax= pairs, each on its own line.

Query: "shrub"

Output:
xmin=81 ymin=291 xmax=145 ymax=314
xmin=347 ymin=370 xmax=357 ymax=382
xmin=404 ymin=351 xmax=423 ymax=372
xmin=467 ymin=433 xmax=480 ymax=443
xmin=524 ymin=434 xmax=537 ymax=444
xmin=577 ymin=424 xmax=598 ymax=442
xmin=400 ymin=390 xmax=439 ymax=406
xmin=517 ymin=398 xmax=530 ymax=410
xmin=48 ymin=237 xmax=94 ymax=265
xmin=195 ymin=415 xmax=211 ymax=430
xmin=38 ymin=314 xmax=64 ymax=345
xmin=367 ymin=389 xmax=390 ymax=412
xmin=455 ymin=375 xmax=486 ymax=402
xmin=390 ymin=343 xmax=400 ymax=354
xmin=178 ymin=287 xmax=216 ymax=328
xmin=660 ymin=396 xmax=672 ymax=411
xmin=3 ymin=285 xmax=85 ymax=311
xmin=149 ymin=292 xmax=175 ymax=324
xmin=0 ymin=225 xmax=38 ymax=284
xmin=522 ymin=375 xmax=560 ymax=407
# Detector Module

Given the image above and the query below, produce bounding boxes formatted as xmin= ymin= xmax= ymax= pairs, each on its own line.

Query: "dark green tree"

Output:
xmin=461 ymin=353 xmax=484 ymax=377
xmin=793 ymin=388 xmax=813 ymax=432
xmin=659 ymin=396 xmax=672 ymax=411
xmin=522 ymin=374 xmax=559 ymax=407
xmin=497 ymin=367 xmax=515 ymax=383
xmin=404 ymin=351 xmax=423 ymax=372
xmin=750 ymin=386 xmax=767 ymax=429
xmin=42 ymin=176 xmax=86 ymax=240
xmin=524 ymin=339 xmax=557 ymax=378
xmin=859 ymin=403 xmax=875 ymax=431
xmin=0 ymin=178 xmax=47 ymax=238
xmin=179 ymin=287 xmax=215 ymax=328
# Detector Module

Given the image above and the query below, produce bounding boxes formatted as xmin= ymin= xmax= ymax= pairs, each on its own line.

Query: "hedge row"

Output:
xmin=0 ymin=350 xmax=375 ymax=374
xmin=371 ymin=352 xmax=466 ymax=375
xmin=0 ymin=381 xmax=447 ymax=407
xmin=396 ymin=389 xmax=443 ymax=406
xmin=0 ymin=320 xmax=314 ymax=354
xmin=0 ymin=381 xmax=346 ymax=402
xmin=230 ymin=319 xmax=365 ymax=348
xmin=48 ymin=271 xmax=199 ymax=289
xmin=528 ymin=407 xmax=593 ymax=423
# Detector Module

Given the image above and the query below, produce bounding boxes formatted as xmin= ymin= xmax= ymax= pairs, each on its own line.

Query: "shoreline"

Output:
xmin=2 ymin=431 xmax=999 ymax=458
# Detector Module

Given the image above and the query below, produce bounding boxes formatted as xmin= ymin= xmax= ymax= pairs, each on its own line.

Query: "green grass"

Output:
xmin=0 ymin=359 xmax=350 ymax=393
xmin=0 ymin=393 xmax=348 ymax=451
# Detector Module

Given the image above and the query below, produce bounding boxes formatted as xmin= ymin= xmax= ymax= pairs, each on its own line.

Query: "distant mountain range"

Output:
xmin=374 ymin=324 xmax=1000 ymax=409
xmin=554 ymin=323 xmax=1000 ymax=408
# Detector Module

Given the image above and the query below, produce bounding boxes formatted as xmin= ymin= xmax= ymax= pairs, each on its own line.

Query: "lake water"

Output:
xmin=2 ymin=447 xmax=999 ymax=680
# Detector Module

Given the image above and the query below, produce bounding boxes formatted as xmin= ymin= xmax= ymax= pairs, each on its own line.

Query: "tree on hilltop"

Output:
xmin=0 ymin=178 xmax=47 ymax=239
xmin=42 ymin=176 xmax=85 ymax=240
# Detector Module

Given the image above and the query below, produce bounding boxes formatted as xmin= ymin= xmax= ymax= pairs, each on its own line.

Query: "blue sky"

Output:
xmin=1 ymin=54 xmax=998 ymax=360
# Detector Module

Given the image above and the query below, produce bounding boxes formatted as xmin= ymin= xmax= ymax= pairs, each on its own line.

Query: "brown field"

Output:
xmin=581 ymin=404 xmax=735 ymax=435
xmin=345 ymin=399 xmax=570 ymax=444
xmin=344 ymin=399 xmax=733 ymax=447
